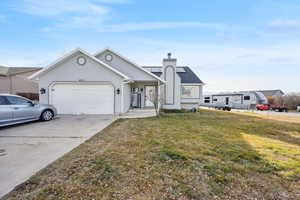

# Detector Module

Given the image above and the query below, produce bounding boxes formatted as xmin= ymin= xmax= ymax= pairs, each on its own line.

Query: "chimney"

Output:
xmin=163 ymin=52 xmax=177 ymax=68
xmin=162 ymin=52 xmax=177 ymax=105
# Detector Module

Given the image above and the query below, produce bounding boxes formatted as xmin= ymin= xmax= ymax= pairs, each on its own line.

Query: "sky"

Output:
xmin=0 ymin=0 xmax=300 ymax=93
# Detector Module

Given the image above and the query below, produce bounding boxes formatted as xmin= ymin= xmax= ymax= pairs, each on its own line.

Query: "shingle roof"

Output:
xmin=256 ymin=90 xmax=285 ymax=97
xmin=0 ymin=66 xmax=42 ymax=76
xmin=143 ymin=66 xmax=203 ymax=84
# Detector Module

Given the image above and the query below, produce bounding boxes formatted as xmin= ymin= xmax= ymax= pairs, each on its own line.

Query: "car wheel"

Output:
xmin=41 ymin=110 xmax=53 ymax=121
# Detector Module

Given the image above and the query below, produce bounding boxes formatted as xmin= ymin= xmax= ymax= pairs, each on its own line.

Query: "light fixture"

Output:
xmin=116 ymin=88 xmax=120 ymax=95
xmin=40 ymin=88 xmax=46 ymax=94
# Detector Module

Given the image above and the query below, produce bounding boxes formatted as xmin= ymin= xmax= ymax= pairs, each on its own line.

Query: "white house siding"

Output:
xmin=122 ymin=82 xmax=131 ymax=113
xmin=38 ymin=52 xmax=125 ymax=114
xmin=96 ymin=50 xmax=157 ymax=82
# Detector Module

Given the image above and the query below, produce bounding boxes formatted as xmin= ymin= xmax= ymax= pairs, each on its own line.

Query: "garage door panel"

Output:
xmin=51 ymin=84 xmax=114 ymax=115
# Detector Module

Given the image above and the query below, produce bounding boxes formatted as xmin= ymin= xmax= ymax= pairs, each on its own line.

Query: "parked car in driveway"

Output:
xmin=0 ymin=94 xmax=57 ymax=127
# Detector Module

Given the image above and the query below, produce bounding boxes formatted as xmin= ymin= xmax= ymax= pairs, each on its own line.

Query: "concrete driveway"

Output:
xmin=0 ymin=115 xmax=115 ymax=198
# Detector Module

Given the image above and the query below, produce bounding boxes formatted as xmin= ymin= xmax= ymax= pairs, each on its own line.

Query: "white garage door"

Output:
xmin=51 ymin=83 xmax=114 ymax=115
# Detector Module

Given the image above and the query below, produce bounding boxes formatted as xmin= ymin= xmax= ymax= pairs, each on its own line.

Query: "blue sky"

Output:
xmin=1 ymin=0 xmax=300 ymax=93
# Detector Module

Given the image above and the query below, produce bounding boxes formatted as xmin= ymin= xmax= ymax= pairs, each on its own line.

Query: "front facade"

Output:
xmin=30 ymin=48 xmax=204 ymax=115
xmin=0 ymin=66 xmax=41 ymax=100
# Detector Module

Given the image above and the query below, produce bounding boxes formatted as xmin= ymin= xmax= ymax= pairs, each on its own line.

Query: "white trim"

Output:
xmin=121 ymin=83 xmax=124 ymax=113
xmin=181 ymin=83 xmax=205 ymax=86
xmin=29 ymin=48 xmax=130 ymax=81
xmin=94 ymin=48 xmax=165 ymax=83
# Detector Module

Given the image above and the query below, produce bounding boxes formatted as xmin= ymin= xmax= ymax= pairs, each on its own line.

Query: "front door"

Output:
xmin=225 ymin=97 xmax=229 ymax=105
xmin=145 ymin=86 xmax=156 ymax=107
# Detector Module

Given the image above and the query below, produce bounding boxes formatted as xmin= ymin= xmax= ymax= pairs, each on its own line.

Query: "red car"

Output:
xmin=256 ymin=104 xmax=288 ymax=112
xmin=256 ymin=104 xmax=271 ymax=111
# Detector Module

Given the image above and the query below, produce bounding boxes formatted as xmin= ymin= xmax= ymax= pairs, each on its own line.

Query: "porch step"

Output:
xmin=120 ymin=109 xmax=157 ymax=119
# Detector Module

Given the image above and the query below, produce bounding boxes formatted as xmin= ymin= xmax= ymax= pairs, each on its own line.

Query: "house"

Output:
xmin=256 ymin=90 xmax=285 ymax=98
xmin=30 ymin=48 xmax=204 ymax=115
xmin=0 ymin=65 xmax=42 ymax=100
xmin=203 ymin=91 xmax=268 ymax=109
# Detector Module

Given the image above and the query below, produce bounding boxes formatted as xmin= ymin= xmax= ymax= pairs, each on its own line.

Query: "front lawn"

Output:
xmin=7 ymin=110 xmax=300 ymax=200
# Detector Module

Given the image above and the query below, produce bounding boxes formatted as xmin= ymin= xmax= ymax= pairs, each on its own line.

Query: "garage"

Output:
xmin=51 ymin=83 xmax=114 ymax=115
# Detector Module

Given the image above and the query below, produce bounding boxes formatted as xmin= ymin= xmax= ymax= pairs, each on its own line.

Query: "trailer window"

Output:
xmin=244 ymin=96 xmax=250 ymax=100
xmin=204 ymin=100 xmax=210 ymax=103
xmin=213 ymin=99 xmax=218 ymax=102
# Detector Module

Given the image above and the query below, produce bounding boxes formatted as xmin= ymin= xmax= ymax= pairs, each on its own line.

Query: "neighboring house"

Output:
xmin=256 ymin=90 xmax=285 ymax=98
xmin=203 ymin=91 xmax=268 ymax=109
xmin=30 ymin=48 xmax=204 ymax=115
xmin=0 ymin=65 xmax=42 ymax=100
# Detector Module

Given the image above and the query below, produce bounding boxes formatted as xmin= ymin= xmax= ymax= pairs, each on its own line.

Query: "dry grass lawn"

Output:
xmin=6 ymin=110 xmax=300 ymax=200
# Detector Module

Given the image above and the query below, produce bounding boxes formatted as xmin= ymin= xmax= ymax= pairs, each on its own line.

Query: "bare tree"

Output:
xmin=148 ymin=85 xmax=164 ymax=117
xmin=274 ymin=92 xmax=300 ymax=110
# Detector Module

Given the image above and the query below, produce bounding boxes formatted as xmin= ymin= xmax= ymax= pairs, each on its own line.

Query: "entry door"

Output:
xmin=51 ymin=83 xmax=114 ymax=115
xmin=225 ymin=97 xmax=229 ymax=105
xmin=145 ymin=86 xmax=156 ymax=107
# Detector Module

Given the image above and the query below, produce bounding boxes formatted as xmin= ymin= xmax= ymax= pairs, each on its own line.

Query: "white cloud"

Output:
xmin=13 ymin=0 xmax=128 ymax=29
xmin=268 ymin=19 xmax=300 ymax=30
xmin=99 ymin=22 xmax=231 ymax=32
xmin=117 ymin=37 xmax=300 ymax=93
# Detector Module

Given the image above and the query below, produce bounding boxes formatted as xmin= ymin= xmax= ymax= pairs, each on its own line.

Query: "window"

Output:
xmin=6 ymin=96 xmax=32 ymax=105
xmin=0 ymin=96 xmax=9 ymax=105
xmin=244 ymin=96 xmax=251 ymax=100
xmin=204 ymin=97 xmax=210 ymax=103
xmin=181 ymin=86 xmax=200 ymax=98
xmin=213 ymin=99 xmax=218 ymax=102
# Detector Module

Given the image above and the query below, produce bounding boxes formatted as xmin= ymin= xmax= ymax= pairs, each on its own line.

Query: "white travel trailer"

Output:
xmin=202 ymin=91 xmax=268 ymax=109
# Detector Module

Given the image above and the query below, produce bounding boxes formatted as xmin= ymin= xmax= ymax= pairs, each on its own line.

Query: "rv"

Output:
xmin=202 ymin=91 xmax=268 ymax=110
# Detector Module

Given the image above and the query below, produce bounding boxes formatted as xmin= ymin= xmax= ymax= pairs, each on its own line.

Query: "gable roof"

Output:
xmin=256 ymin=90 xmax=285 ymax=97
xmin=95 ymin=48 xmax=165 ymax=83
xmin=143 ymin=66 xmax=204 ymax=84
xmin=0 ymin=65 xmax=42 ymax=76
xmin=29 ymin=48 xmax=130 ymax=80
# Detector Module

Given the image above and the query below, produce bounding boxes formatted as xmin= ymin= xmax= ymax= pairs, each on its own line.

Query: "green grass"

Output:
xmin=7 ymin=110 xmax=300 ymax=200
